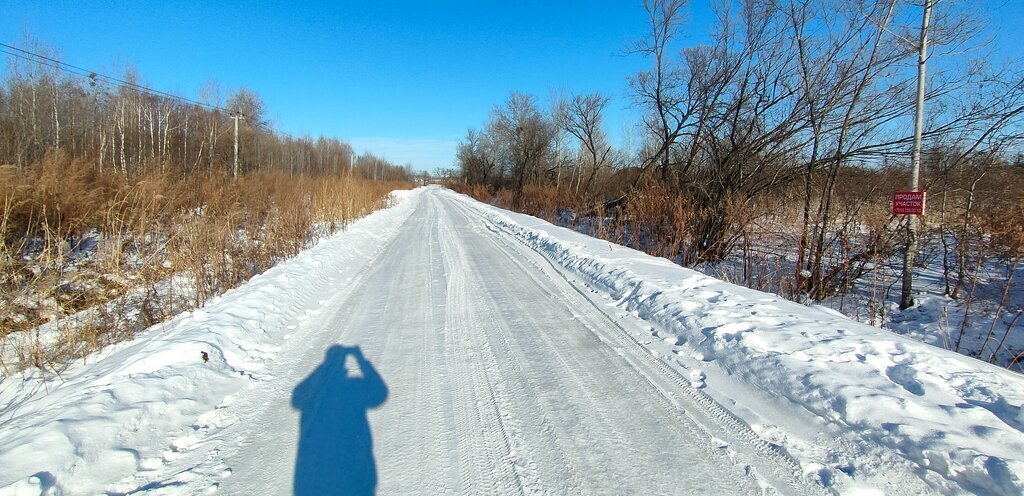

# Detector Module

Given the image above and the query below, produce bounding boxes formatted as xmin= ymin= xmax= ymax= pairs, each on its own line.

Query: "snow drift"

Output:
xmin=444 ymin=188 xmax=1024 ymax=495
xmin=0 ymin=190 xmax=417 ymax=495
xmin=2 ymin=186 xmax=1022 ymax=495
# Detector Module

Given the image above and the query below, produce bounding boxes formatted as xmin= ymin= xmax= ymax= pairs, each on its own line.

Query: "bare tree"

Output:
xmin=629 ymin=0 xmax=691 ymax=183
xmin=803 ymin=0 xmax=906 ymax=299
xmin=559 ymin=92 xmax=613 ymax=198
xmin=488 ymin=92 xmax=555 ymax=206
xmin=455 ymin=128 xmax=497 ymax=186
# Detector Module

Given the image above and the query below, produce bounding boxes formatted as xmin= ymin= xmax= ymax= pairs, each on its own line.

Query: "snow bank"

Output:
xmin=0 ymin=189 xmax=422 ymax=496
xmin=445 ymin=189 xmax=1024 ymax=495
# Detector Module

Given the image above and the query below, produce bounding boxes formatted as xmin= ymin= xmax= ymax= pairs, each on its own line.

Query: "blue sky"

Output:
xmin=2 ymin=1 xmax=1022 ymax=171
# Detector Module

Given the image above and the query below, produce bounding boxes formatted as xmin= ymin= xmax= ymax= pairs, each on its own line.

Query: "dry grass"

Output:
xmin=0 ymin=149 xmax=410 ymax=374
xmin=448 ymin=183 xmax=492 ymax=203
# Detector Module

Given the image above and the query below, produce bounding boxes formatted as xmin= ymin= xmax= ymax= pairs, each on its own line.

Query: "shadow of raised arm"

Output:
xmin=291 ymin=344 xmax=388 ymax=496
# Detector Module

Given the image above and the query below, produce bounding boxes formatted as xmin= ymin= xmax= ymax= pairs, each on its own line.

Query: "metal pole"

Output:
xmin=232 ymin=113 xmax=240 ymax=179
xmin=900 ymin=0 xmax=932 ymax=310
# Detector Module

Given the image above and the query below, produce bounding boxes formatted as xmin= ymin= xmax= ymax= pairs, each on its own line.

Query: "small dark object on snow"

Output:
xmin=201 ymin=351 xmax=209 ymax=363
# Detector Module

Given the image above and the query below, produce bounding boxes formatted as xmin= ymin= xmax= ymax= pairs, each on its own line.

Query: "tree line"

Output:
xmin=0 ymin=40 xmax=412 ymax=182
xmin=0 ymin=40 xmax=419 ymax=371
xmin=451 ymin=0 xmax=1024 ymax=305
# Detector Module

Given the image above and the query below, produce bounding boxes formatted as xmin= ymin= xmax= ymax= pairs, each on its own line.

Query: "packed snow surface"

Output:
xmin=1 ymin=186 xmax=1022 ymax=495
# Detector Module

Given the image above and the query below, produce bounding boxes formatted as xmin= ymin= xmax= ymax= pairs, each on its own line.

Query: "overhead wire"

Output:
xmin=0 ymin=42 xmax=228 ymax=114
xmin=0 ymin=41 xmax=304 ymax=141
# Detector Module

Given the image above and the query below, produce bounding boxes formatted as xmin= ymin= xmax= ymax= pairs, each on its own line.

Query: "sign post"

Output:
xmin=892 ymin=191 xmax=926 ymax=216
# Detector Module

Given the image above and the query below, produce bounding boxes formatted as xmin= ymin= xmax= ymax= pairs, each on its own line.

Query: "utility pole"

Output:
xmin=232 ymin=113 xmax=245 ymax=178
xmin=900 ymin=0 xmax=932 ymax=310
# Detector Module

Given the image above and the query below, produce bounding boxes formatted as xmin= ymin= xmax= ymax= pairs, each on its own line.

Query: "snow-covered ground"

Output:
xmin=560 ymin=209 xmax=1024 ymax=371
xmin=1 ymin=187 xmax=1022 ymax=495
xmin=689 ymin=230 xmax=1024 ymax=371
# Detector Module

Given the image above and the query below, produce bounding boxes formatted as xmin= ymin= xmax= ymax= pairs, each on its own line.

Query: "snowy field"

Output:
xmin=1 ymin=186 xmax=1022 ymax=495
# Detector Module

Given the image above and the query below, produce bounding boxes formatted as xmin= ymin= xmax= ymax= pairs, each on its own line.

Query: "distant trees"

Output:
xmin=490 ymin=92 xmax=557 ymax=207
xmin=454 ymin=0 xmax=1024 ymax=303
xmin=454 ymin=93 xmax=557 ymax=207
xmin=558 ymin=92 xmax=614 ymax=198
xmin=0 ymin=44 xmax=413 ymax=182
xmin=0 ymin=42 xmax=418 ymax=370
xmin=455 ymin=90 xmax=626 ymax=208
xmin=455 ymin=129 xmax=496 ymax=186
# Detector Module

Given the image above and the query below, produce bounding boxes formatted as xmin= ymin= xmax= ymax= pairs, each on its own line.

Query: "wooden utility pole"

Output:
xmin=900 ymin=0 xmax=933 ymax=310
xmin=232 ymin=113 xmax=244 ymax=178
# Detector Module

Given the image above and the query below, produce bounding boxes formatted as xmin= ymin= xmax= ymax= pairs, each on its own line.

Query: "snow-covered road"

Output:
xmin=4 ymin=186 xmax=1023 ymax=495
xmin=219 ymin=190 xmax=802 ymax=494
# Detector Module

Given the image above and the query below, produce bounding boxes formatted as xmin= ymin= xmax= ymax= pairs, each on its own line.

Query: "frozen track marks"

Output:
xmin=188 ymin=188 xmax=816 ymax=495
xmin=12 ymin=187 xmax=1015 ymax=495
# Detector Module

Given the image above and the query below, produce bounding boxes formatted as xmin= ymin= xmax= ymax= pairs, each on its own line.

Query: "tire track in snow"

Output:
xmin=370 ymin=199 xmax=451 ymax=495
xmin=449 ymin=197 xmax=820 ymax=495
xmin=441 ymin=198 xmax=772 ymax=494
xmin=455 ymin=208 xmax=626 ymax=493
xmin=109 ymin=199 xmax=418 ymax=496
xmin=438 ymin=202 xmax=526 ymax=495
xmin=191 ymin=189 xmax=819 ymax=495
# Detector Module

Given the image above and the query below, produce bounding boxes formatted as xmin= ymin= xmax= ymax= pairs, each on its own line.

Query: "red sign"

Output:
xmin=892 ymin=191 xmax=926 ymax=215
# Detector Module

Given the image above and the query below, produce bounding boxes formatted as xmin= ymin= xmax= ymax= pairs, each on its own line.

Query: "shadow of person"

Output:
xmin=291 ymin=344 xmax=388 ymax=495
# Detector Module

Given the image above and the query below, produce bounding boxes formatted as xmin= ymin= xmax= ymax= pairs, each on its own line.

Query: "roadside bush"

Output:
xmin=0 ymin=150 xmax=409 ymax=374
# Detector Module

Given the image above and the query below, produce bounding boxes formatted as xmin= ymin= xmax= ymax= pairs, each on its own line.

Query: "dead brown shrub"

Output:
xmin=1 ymin=156 xmax=410 ymax=374
xmin=520 ymin=185 xmax=560 ymax=221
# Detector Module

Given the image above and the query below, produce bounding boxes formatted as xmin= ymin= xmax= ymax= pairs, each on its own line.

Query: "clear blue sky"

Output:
xmin=2 ymin=1 xmax=1022 ymax=171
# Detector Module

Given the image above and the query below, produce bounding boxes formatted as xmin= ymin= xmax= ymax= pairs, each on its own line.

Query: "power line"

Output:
xmin=0 ymin=42 xmax=314 ymax=142
xmin=0 ymin=42 xmax=229 ymax=114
